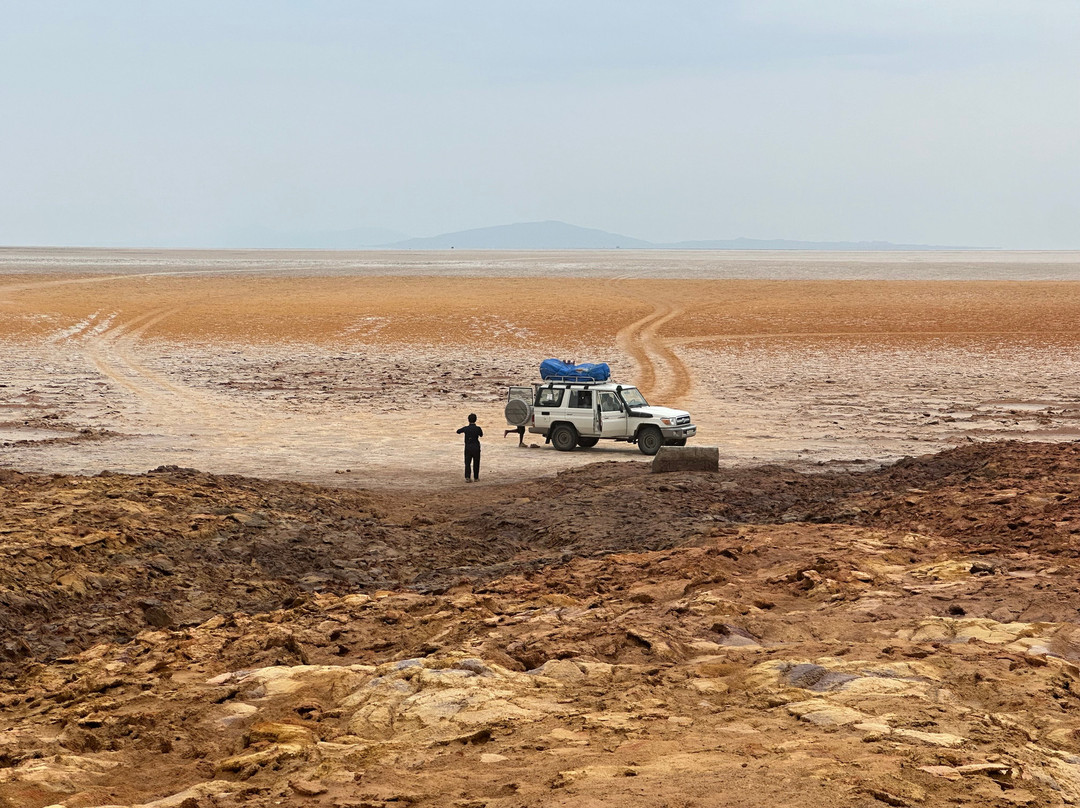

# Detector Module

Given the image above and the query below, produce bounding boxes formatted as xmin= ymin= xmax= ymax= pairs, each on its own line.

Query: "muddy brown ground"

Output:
xmin=2 ymin=442 xmax=1080 ymax=807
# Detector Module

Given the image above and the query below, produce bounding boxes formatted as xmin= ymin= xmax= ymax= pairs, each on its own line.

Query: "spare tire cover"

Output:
xmin=505 ymin=398 xmax=532 ymax=426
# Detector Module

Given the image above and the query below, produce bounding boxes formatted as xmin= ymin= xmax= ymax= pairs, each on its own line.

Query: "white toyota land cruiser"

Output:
xmin=504 ymin=380 xmax=696 ymax=456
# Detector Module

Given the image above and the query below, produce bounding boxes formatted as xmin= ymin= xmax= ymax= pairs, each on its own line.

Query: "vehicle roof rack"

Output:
xmin=541 ymin=375 xmax=607 ymax=385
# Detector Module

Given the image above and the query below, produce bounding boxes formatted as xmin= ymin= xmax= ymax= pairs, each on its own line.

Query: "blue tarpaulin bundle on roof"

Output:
xmin=539 ymin=359 xmax=611 ymax=382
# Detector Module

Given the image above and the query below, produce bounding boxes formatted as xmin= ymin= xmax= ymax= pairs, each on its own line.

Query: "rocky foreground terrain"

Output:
xmin=2 ymin=441 xmax=1080 ymax=807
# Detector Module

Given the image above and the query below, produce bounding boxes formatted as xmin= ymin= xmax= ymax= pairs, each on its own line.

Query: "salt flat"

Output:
xmin=2 ymin=249 xmax=1080 ymax=487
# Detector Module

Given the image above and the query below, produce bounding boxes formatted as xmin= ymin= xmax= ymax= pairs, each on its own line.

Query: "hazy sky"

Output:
xmin=2 ymin=1 xmax=1078 ymax=248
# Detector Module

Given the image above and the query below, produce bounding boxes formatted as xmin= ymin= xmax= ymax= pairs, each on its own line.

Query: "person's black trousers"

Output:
xmin=464 ymin=446 xmax=481 ymax=480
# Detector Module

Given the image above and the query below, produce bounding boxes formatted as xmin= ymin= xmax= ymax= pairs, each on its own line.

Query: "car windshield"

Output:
xmin=619 ymin=387 xmax=648 ymax=408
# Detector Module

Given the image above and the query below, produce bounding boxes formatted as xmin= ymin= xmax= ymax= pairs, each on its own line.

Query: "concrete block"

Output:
xmin=651 ymin=445 xmax=719 ymax=473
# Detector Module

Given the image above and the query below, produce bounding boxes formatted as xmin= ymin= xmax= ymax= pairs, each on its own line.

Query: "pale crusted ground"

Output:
xmin=2 ymin=267 xmax=1080 ymax=487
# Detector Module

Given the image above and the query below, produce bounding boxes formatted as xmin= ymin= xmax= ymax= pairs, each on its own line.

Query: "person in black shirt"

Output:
xmin=457 ymin=413 xmax=483 ymax=482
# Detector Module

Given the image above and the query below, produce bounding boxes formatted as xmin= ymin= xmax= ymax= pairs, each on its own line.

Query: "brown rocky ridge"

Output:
xmin=2 ymin=440 xmax=1080 ymax=807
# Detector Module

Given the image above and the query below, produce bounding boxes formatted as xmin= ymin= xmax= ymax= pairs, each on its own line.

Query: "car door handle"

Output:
xmin=541 ymin=411 xmax=550 ymax=415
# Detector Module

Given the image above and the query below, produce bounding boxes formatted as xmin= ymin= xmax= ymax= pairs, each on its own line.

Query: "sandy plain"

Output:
xmin=3 ymin=249 xmax=1080 ymax=487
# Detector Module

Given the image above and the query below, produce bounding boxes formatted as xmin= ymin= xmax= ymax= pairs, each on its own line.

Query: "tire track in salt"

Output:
xmin=640 ymin=303 xmax=692 ymax=402
xmin=0 ymin=265 xmax=310 ymax=296
xmin=82 ymin=309 xmax=304 ymax=449
xmin=48 ymin=307 xmax=218 ymax=417
xmin=616 ymin=304 xmax=665 ymax=396
xmin=82 ymin=308 xmax=190 ymax=408
xmin=79 ymin=308 xmax=235 ymax=427
xmin=613 ymin=287 xmax=693 ymax=404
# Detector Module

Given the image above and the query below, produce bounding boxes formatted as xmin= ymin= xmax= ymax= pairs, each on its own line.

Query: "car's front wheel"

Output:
xmin=550 ymin=424 xmax=578 ymax=452
xmin=637 ymin=426 xmax=664 ymax=455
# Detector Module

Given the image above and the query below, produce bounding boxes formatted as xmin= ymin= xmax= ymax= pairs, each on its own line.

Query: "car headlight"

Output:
xmin=660 ymin=418 xmax=673 ymax=425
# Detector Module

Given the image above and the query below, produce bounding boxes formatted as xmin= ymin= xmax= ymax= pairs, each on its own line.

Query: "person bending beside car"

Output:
xmin=457 ymin=413 xmax=483 ymax=482
xmin=504 ymin=425 xmax=526 ymax=446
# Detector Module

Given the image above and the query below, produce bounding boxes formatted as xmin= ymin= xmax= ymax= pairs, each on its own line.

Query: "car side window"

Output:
xmin=537 ymin=388 xmax=563 ymax=407
xmin=569 ymin=390 xmax=592 ymax=409
xmin=599 ymin=392 xmax=621 ymax=412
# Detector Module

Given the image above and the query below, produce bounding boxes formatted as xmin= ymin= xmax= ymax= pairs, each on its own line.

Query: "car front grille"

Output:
xmin=676 ymin=415 xmax=691 ymax=426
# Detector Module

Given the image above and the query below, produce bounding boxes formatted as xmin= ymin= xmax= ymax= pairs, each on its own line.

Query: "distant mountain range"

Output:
xmin=223 ymin=221 xmax=971 ymax=250
xmin=384 ymin=221 xmax=652 ymax=250
xmin=382 ymin=221 xmax=969 ymax=250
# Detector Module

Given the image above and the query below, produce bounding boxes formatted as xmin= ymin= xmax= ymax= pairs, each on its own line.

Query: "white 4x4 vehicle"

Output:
xmin=505 ymin=380 xmax=696 ymax=455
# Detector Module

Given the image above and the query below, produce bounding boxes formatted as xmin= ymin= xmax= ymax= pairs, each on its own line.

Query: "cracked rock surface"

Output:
xmin=2 ymin=441 xmax=1080 ymax=807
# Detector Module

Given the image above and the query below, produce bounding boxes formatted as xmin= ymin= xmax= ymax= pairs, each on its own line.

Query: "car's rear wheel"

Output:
xmin=550 ymin=424 xmax=578 ymax=452
xmin=637 ymin=426 xmax=664 ymax=455
xmin=577 ymin=436 xmax=599 ymax=448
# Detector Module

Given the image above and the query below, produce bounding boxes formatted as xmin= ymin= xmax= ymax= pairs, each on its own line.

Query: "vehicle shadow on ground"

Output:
xmin=522 ymin=442 xmax=654 ymax=456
